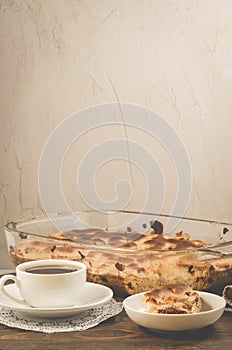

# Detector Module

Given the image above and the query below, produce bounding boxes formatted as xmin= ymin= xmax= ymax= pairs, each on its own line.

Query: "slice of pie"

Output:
xmin=142 ymin=284 xmax=202 ymax=314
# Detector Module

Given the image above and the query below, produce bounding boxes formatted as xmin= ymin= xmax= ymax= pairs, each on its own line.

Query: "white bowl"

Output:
xmin=123 ymin=291 xmax=226 ymax=332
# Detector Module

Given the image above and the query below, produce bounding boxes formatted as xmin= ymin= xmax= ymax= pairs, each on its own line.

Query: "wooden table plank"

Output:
xmin=0 ymin=309 xmax=231 ymax=350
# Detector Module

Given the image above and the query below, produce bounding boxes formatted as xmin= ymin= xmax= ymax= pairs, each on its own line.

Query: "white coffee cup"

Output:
xmin=0 ymin=260 xmax=86 ymax=308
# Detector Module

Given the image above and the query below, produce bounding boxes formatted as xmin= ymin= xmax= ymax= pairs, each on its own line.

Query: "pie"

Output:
xmin=9 ymin=221 xmax=232 ymax=296
xmin=142 ymin=284 xmax=202 ymax=314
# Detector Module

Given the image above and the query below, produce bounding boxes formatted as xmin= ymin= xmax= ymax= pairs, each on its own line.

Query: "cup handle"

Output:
xmin=0 ymin=274 xmax=25 ymax=305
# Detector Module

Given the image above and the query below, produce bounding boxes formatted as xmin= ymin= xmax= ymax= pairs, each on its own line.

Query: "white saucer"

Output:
xmin=0 ymin=282 xmax=113 ymax=318
xmin=123 ymin=291 xmax=226 ymax=332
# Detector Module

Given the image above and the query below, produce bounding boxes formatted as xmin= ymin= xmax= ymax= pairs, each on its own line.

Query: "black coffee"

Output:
xmin=25 ymin=266 xmax=78 ymax=275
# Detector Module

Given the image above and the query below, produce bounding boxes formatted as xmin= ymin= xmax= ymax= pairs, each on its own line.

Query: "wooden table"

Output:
xmin=0 ymin=301 xmax=231 ymax=350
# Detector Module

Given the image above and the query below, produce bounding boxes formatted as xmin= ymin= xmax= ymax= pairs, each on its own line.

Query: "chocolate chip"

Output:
xmin=150 ymin=220 xmax=163 ymax=234
xmin=128 ymin=282 xmax=134 ymax=290
xmin=50 ymin=245 xmax=56 ymax=253
xmin=19 ymin=232 xmax=27 ymax=239
xmin=127 ymin=227 xmax=132 ymax=232
xmin=78 ymin=250 xmax=85 ymax=259
xmin=115 ymin=262 xmax=125 ymax=271
xmin=223 ymin=227 xmax=229 ymax=235
xmin=142 ymin=223 xmax=147 ymax=229
xmin=188 ymin=265 xmax=194 ymax=274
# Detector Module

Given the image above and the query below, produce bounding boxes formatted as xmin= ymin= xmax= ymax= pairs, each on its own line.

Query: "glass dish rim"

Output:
xmin=5 ymin=209 xmax=232 ymax=256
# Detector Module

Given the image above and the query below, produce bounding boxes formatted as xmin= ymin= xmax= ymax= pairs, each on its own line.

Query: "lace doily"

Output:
xmin=0 ymin=299 xmax=123 ymax=333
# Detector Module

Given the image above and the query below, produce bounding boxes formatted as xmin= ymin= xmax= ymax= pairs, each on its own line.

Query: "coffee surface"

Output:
xmin=25 ymin=266 xmax=78 ymax=275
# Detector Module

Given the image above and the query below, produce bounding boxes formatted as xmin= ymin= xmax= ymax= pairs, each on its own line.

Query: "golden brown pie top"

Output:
xmin=49 ymin=227 xmax=210 ymax=251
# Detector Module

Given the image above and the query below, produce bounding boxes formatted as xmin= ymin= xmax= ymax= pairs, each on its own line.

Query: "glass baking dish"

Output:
xmin=4 ymin=210 xmax=232 ymax=296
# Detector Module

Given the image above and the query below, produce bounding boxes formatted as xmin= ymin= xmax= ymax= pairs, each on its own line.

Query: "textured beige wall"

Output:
xmin=1 ymin=0 xmax=232 ymax=267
